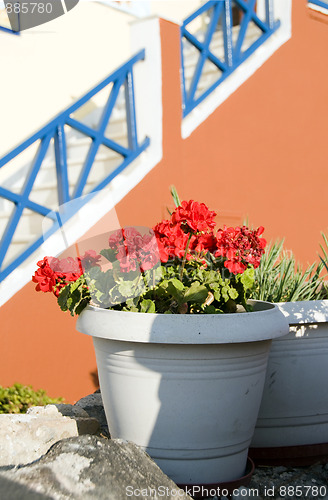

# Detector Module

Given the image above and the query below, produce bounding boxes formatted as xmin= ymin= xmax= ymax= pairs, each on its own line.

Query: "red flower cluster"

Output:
xmin=172 ymin=200 xmax=216 ymax=233
xmin=108 ymin=227 xmax=159 ymax=273
xmin=80 ymin=249 xmax=102 ymax=271
xmin=32 ymin=250 xmax=101 ymax=296
xmin=152 ymin=199 xmax=266 ymax=275
xmin=153 ymin=200 xmax=217 ymax=263
xmin=215 ymin=226 xmax=266 ymax=274
xmin=153 ymin=220 xmax=216 ymax=263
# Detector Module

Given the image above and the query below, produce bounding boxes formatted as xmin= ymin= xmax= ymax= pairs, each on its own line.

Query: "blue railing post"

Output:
xmin=266 ymin=0 xmax=275 ymax=29
xmin=54 ymin=124 xmax=70 ymax=206
xmin=223 ymin=0 xmax=234 ymax=68
xmin=124 ymin=69 xmax=138 ymax=151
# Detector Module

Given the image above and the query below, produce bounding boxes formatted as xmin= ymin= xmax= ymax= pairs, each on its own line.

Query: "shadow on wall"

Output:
xmin=308 ymin=10 xmax=328 ymax=25
xmin=90 ymin=370 xmax=99 ymax=391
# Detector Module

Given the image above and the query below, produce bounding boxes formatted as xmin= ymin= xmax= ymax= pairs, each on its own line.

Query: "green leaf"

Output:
xmin=140 ymin=299 xmax=156 ymax=313
xmin=100 ymin=248 xmax=117 ymax=263
xmin=221 ymin=285 xmax=230 ymax=302
xmin=118 ymin=280 xmax=137 ymax=298
xmin=75 ymin=298 xmax=90 ymax=316
xmin=170 ymin=185 xmax=181 ymax=208
xmin=184 ymin=282 xmax=208 ymax=304
xmin=124 ymin=297 xmax=140 ymax=312
xmin=224 ymin=299 xmax=237 ymax=313
xmin=87 ymin=266 xmax=102 ymax=282
xmin=228 ymin=288 xmax=239 ymax=300
xmin=203 ymin=305 xmax=223 ymax=314
xmin=166 ymin=279 xmax=185 ymax=303
xmin=240 ymin=267 xmax=255 ymax=291
xmin=169 ymin=278 xmax=184 ymax=291
xmin=57 ymin=284 xmax=71 ymax=311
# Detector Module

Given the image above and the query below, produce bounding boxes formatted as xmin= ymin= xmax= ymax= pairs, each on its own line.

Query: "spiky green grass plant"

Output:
xmin=251 ymin=239 xmax=327 ymax=303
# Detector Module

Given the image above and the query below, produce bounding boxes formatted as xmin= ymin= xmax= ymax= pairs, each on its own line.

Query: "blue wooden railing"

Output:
xmin=180 ymin=0 xmax=280 ymax=117
xmin=0 ymin=50 xmax=149 ymax=282
xmin=308 ymin=0 xmax=328 ymax=10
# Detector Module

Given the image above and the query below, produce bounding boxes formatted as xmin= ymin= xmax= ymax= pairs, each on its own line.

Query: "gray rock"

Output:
xmin=248 ymin=463 xmax=328 ymax=500
xmin=52 ymin=404 xmax=89 ymax=418
xmin=0 ymin=435 xmax=192 ymax=500
xmin=75 ymin=393 xmax=109 ymax=437
xmin=0 ymin=405 xmax=99 ymax=467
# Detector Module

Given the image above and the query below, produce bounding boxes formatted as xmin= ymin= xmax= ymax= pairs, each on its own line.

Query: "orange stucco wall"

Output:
xmin=117 ymin=4 xmax=328 ymax=265
xmin=1 ymin=2 xmax=328 ymax=402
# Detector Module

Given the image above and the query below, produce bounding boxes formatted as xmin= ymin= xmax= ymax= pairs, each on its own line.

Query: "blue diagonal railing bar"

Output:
xmin=308 ymin=0 xmax=328 ymax=10
xmin=181 ymin=0 xmax=280 ymax=117
xmin=0 ymin=49 xmax=149 ymax=283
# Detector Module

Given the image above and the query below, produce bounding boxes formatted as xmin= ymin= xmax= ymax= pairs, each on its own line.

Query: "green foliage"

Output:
xmin=0 ymin=383 xmax=64 ymax=414
xmin=57 ymin=257 xmax=256 ymax=315
xmin=58 ymin=276 xmax=90 ymax=316
xmin=251 ymin=239 xmax=327 ymax=303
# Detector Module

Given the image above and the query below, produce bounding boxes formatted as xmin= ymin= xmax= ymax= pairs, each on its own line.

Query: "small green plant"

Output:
xmin=251 ymin=239 xmax=327 ymax=303
xmin=319 ymin=232 xmax=328 ymax=274
xmin=0 ymin=383 xmax=64 ymax=414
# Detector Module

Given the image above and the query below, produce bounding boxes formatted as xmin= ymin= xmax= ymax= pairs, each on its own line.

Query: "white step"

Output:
xmin=0 ymin=206 xmax=59 ymax=240
xmin=29 ymin=163 xmax=121 ymax=208
xmin=4 ymin=242 xmax=31 ymax=267
xmin=36 ymin=151 xmax=120 ymax=185
xmin=63 ymin=132 xmax=128 ymax=161
xmin=70 ymin=104 xmax=126 ymax=132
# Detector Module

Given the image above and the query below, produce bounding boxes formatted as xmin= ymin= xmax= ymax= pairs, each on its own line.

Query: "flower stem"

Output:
xmin=179 ymin=233 xmax=193 ymax=280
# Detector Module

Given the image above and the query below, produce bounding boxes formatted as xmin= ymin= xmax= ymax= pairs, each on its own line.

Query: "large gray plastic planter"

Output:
xmin=251 ymin=300 xmax=328 ymax=458
xmin=76 ymin=300 xmax=288 ymax=485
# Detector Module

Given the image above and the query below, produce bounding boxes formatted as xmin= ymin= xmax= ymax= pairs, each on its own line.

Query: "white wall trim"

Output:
xmin=181 ymin=0 xmax=292 ymax=139
xmin=0 ymin=17 xmax=163 ymax=307
xmin=308 ymin=2 xmax=328 ymax=15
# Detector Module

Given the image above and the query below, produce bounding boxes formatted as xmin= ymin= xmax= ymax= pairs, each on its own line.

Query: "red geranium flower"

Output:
xmin=80 ymin=250 xmax=102 ymax=271
xmin=32 ymin=256 xmax=58 ymax=294
xmin=215 ymin=225 xmax=266 ymax=275
xmin=171 ymin=200 xmax=217 ymax=233
xmin=32 ymin=251 xmax=98 ymax=297
xmin=108 ymin=227 xmax=160 ymax=273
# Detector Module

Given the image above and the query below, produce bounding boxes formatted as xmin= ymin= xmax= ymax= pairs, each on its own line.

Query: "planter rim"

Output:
xmin=277 ymin=299 xmax=328 ymax=324
xmin=76 ymin=299 xmax=288 ymax=344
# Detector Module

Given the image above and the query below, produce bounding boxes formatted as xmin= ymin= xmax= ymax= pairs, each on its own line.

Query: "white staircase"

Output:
xmin=0 ymin=87 xmax=129 ymax=270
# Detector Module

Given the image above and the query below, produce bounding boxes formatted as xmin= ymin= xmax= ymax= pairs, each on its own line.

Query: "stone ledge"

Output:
xmin=0 ymin=435 xmax=192 ymax=500
xmin=0 ymin=404 xmax=100 ymax=467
